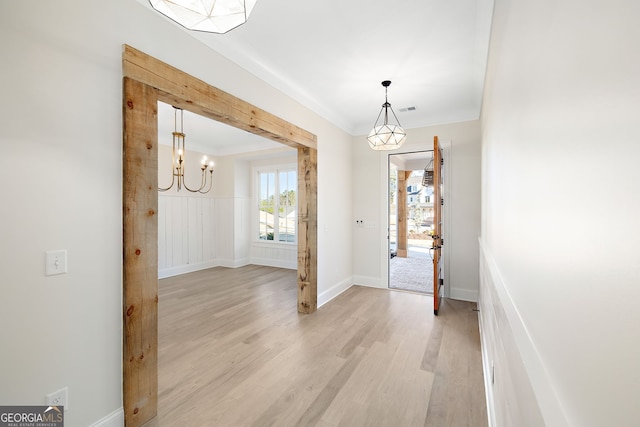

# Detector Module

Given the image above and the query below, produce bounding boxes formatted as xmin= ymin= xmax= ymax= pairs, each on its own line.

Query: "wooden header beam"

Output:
xmin=122 ymin=44 xmax=317 ymax=150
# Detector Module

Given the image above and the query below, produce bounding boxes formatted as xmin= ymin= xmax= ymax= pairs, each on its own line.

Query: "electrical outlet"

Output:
xmin=46 ymin=387 xmax=68 ymax=411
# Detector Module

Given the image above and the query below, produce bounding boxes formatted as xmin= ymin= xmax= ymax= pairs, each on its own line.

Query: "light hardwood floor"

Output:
xmin=155 ymin=265 xmax=487 ymax=426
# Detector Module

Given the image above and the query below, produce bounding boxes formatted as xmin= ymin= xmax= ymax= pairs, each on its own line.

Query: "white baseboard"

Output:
xmin=352 ymin=275 xmax=383 ymax=288
xmin=217 ymin=258 xmax=250 ymax=268
xmin=250 ymin=257 xmax=296 ymax=270
xmin=159 ymin=257 xmax=297 ymax=279
xmin=90 ymin=408 xmax=124 ymax=427
xmin=159 ymin=257 xmax=260 ymax=278
xmin=449 ymin=287 xmax=478 ymax=302
xmin=158 ymin=260 xmax=219 ymax=278
xmin=318 ymin=277 xmax=353 ymax=308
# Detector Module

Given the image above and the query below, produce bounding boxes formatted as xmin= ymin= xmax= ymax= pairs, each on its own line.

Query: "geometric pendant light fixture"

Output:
xmin=367 ymin=80 xmax=407 ymax=151
xmin=149 ymin=0 xmax=259 ymax=34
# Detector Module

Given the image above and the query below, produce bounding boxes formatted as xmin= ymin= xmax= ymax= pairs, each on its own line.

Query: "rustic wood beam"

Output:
xmin=297 ymin=146 xmax=318 ymax=313
xmin=122 ymin=77 xmax=159 ymax=426
xmin=122 ymin=45 xmax=317 ymax=150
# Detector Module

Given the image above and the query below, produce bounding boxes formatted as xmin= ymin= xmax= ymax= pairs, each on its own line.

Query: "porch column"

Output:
xmin=396 ymin=170 xmax=411 ymax=257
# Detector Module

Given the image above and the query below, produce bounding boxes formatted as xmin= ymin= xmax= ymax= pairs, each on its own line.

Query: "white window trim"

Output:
xmin=253 ymin=163 xmax=298 ymax=245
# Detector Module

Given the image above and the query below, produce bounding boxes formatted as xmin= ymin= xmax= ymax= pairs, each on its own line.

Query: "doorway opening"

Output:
xmin=388 ymin=150 xmax=434 ymax=294
xmin=122 ymin=45 xmax=317 ymax=427
xmin=155 ymin=100 xmax=297 ymax=278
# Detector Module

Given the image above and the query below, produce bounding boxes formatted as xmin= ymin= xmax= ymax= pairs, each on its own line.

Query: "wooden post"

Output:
xmin=433 ymin=136 xmax=443 ymax=315
xmin=123 ymin=77 xmax=158 ymax=426
xmin=297 ymin=146 xmax=317 ymax=313
xmin=397 ymin=170 xmax=411 ymax=257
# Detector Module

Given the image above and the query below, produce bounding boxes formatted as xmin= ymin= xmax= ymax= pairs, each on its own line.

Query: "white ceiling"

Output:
xmin=143 ymin=0 xmax=494 ymax=154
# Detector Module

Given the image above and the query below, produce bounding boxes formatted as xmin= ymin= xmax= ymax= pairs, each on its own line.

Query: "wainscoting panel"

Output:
xmin=251 ymin=241 xmax=297 ymax=269
xmin=234 ymin=197 xmax=251 ymax=261
xmin=213 ymin=197 xmax=235 ymax=265
xmin=160 ymin=195 xmax=297 ymax=276
xmin=478 ymin=239 xmax=550 ymax=427
xmin=159 ymin=195 xmax=216 ymax=277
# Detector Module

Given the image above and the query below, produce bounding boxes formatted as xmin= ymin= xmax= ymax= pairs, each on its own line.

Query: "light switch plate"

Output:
xmin=45 ymin=250 xmax=67 ymax=276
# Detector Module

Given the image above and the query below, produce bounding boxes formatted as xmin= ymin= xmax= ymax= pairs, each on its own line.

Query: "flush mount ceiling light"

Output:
xmin=149 ymin=0 xmax=258 ymax=34
xmin=367 ymin=80 xmax=407 ymax=151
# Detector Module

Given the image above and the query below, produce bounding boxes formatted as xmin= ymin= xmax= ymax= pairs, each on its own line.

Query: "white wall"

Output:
xmin=479 ymin=0 xmax=640 ymax=425
xmin=351 ymin=120 xmax=481 ymax=301
xmin=0 ymin=1 xmax=353 ymax=425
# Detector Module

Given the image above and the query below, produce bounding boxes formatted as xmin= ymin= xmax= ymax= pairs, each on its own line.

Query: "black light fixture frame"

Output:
xmin=371 ymin=80 xmax=404 ymax=129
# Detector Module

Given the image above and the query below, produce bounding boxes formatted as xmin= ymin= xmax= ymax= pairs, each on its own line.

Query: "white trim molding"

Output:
xmin=449 ymin=287 xmax=478 ymax=302
xmin=478 ymin=238 xmax=568 ymax=426
xmin=250 ymin=257 xmax=296 ymax=270
xmin=158 ymin=260 xmax=219 ymax=279
xmin=217 ymin=258 xmax=251 ymax=269
xmin=318 ymin=277 xmax=353 ymax=308
xmin=352 ymin=275 xmax=383 ymax=289
xmin=90 ymin=408 xmax=124 ymax=427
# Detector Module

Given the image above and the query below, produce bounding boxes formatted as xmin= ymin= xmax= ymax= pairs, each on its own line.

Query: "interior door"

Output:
xmin=433 ymin=136 xmax=444 ymax=315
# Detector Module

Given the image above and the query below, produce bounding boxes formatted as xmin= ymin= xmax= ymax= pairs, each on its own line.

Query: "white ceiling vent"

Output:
xmin=398 ymin=106 xmax=417 ymax=112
